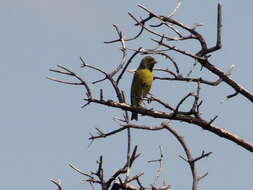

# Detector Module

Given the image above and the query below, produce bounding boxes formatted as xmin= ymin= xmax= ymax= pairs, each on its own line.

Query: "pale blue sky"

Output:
xmin=1 ymin=0 xmax=252 ymax=189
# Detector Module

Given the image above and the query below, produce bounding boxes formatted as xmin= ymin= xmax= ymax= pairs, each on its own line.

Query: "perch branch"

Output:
xmin=86 ymin=98 xmax=253 ymax=153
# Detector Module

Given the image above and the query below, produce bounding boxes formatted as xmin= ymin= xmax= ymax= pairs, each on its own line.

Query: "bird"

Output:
xmin=130 ymin=56 xmax=157 ymax=120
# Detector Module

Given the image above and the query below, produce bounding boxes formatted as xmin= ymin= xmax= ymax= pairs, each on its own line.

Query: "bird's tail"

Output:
xmin=131 ymin=111 xmax=138 ymax=121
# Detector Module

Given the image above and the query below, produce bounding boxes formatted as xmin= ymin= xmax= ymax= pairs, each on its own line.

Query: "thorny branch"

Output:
xmin=161 ymin=121 xmax=211 ymax=190
xmin=89 ymin=121 xmax=210 ymax=190
xmin=49 ymin=2 xmax=253 ymax=190
xmin=85 ymin=98 xmax=253 ymax=153
xmin=66 ymin=146 xmax=143 ymax=190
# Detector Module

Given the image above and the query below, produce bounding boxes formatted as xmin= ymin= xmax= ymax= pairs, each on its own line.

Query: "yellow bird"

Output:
xmin=130 ymin=56 xmax=157 ymax=120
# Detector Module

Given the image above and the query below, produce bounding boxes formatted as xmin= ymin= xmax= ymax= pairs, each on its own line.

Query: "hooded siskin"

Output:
xmin=130 ymin=56 xmax=157 ymax=120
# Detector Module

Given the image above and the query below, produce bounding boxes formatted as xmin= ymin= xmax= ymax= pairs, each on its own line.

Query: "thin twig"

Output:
xmin=49 ymin=179 xmax=63 ymax=190
xmin=69 ymin=163 xmax=95 ymax=179
xmin=116 ymin=49 xmax=140 ymax=85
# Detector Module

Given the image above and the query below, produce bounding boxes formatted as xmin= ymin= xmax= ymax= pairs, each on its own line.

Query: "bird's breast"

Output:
xmin=136 ymin=69 xmax=154 ymax=86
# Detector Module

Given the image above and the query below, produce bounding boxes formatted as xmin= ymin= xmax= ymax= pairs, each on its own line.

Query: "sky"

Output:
xmin=1 ymin=0 xmax=253 ymax=189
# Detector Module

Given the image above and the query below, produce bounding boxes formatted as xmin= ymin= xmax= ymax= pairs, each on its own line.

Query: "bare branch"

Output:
xmin=168 ymin=0 xmax=181 ymax=18
xmin=116 ymin=49 xmax=140 ymax=85
xmin=106 ymin=146 xmax=141 ymax=188
xmin=89 ymin=123 xmax=165 ymax=140
xmin=125 ymin=127 xmax=132 ymax=181
xmin=197 ymin=172 xmax=209 ymax=182
xmin=69 ymin=163 xmax=95 ymax=179
xmin=201 ymin=3 xmax=222 ymax=54
xmin=49 ymin=3 xmax=253 ymax=189
xmin=47 ymin=77 xmax=83 ymax=86
xmin=149 ymin=95 xmax=175 ymax=111
xmin=208 ymin=115 xmax=218 ymax=125
xmin=198 ymin=59 xmax=253 ymax=102
xmin=49 ymin=64 xmax=92 ymax=99
xmin=94 ymin=156 xmax=105 ymax=185
xmin=128 ymin=12 xmax=173 ymax=41
xmin=151 ymin=184 xmax=171 ymax=190
xmin=161 ymin=122 xmax=198 ymax=190
xmin=148 ymin=145 xmax=165 ymax=184
xmin=136 ymin=3 xmax=252 ymax=102
xmin=108 ymin=25 xmax=128 ymax=78
xmin=86 ymin=98 xmax=253 ymax=152
xmin=49 ymin=179 xmax=63 ymax=190
xmin=192 ymin=152 xmax=212 ymax=163
xmin=111 ymin=182 xmax=139 ymax=190
xmin=80 ymin=57 xmax=124 ymax=102
xmin=151 ymin=38 xmax=205 ymax=60
xmin=155 ymin=76 xmax=222 ymax=86
xmin=226 ymin=91 xmax=239 ymax=100
xmin=174 ymin=93 xmax=194 ymax=113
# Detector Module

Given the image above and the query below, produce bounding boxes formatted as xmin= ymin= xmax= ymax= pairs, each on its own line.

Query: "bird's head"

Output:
xmin=139 ymin=56 xmax=157 ymax=71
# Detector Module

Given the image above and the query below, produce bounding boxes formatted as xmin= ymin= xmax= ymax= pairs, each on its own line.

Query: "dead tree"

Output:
xmin=48 ymin=2 xmax=253 ymax=190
